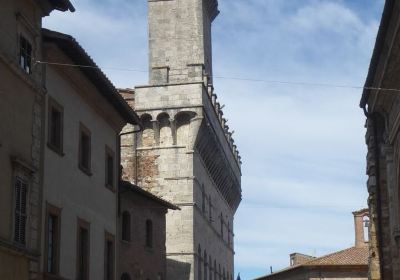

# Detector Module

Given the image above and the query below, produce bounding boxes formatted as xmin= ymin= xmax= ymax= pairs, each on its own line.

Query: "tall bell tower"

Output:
xmin=121 ymin=1 xmax=242 ymax=279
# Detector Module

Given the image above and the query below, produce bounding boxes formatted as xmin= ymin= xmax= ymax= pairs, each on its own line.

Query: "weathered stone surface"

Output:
xmin=120 ymin=0 xmax=241 ymax=279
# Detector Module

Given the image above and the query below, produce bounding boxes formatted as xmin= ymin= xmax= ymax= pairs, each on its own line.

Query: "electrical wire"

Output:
xmin=35 ymin=60 xmax=400 ymax=92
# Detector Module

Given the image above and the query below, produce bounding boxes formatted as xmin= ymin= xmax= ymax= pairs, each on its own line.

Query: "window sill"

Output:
xmin=47 ymin=143 xmax=65 ymax=157
xmin=78 ymin=165 xmax=92 ymax=176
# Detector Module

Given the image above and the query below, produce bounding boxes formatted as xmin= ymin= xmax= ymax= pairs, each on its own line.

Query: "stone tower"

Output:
xmin=120 ymin=0 xmax=242 ymax=279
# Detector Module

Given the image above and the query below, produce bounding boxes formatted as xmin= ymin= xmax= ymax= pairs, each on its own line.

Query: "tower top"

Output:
xmin=148 ymin=0 xmax=219 ymax=85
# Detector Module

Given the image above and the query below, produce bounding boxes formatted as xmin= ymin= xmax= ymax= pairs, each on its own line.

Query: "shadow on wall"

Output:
xmin=167 ymin=258 xmax=192 ymax=280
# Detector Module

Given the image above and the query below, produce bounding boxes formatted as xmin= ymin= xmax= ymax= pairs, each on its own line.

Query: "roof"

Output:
xmin=254 ymin=247 xmax=368 ymax=280
xmin=119 ymin=180 xmax=180 ymax=210
xmin=360 ymin=0 xmax=395 ymax=108
xmin=37 ymin=0 xmax=75 ymax=14
xmin=49 ymin=0 xmax=75 ymax=12
xmin=42 ymin=29 xmax=142 ymax=126
xmin=305 ymin=247 xmax=368 ymax=266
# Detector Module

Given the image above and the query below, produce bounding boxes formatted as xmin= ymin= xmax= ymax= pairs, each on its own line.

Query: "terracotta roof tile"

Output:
xmin=305 ymin=247 xmax=368 ymax=266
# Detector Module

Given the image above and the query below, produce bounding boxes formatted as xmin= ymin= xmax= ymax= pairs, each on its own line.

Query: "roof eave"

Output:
xmin=360 ymin=0 xmax=395 ymax=108
xmin=42 ymin=28 xmax=141 ymax=126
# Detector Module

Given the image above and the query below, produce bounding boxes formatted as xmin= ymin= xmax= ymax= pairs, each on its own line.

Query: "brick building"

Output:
xmin=120 ymin=0 xmax=242 ymax=279
xmin=360 ymin=1 xmax=400 ymax=279
xmin=119 ymin=180 xmax=179 ymax=280
xmin=254 ymin=210 xmax=369 ymax=280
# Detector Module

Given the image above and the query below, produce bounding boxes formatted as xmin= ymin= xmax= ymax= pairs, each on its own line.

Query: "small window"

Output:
xmin=14 ymin=176 xmax=28 ymax=245
xmin=105 ymin=233 xmax=115 ymax=280
xmin=79 ymin=124 xmax=91 ymax=174
xmin=146 ymin=219 xmax=153 ymax=248
xmin=105 ymin=147 xmax=115 ymax=188
xmin=19 ymin=35 xmax=32 ymax=74
xmin=48 ymin=98 xmax=64 ymax=154
xmin=77 ymin=219 xmax=90 ymax=280
xmin=122 ymin=211 xmax=131 ymax=242
xmin=46 ymin=204 xmax=61 ymax=275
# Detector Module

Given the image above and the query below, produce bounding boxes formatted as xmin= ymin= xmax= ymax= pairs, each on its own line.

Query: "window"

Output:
xmin=19 ymin=35 xmax=32 ymax=74
xmin=77 ymin=219 xmax=90 ymax=280
xmin=14 ymin=176 xmax=28 ymax=245
xmin=105 ymin=232 xmax=115 ymax=280
xmin=122 ymin=211 xmax=131 ymax=242
xmin=79 ymin=124 xmax=91 ymax=174
xmin=45 ymin=204 xmax=61 ymax=275
xmin=105 ymin=147 xmax=115 ymax=188
xmin=121 ymin=273 xmax=131 ymax=280
xmin=145 ymin=219 xmax=153 ymax=248
xmin=48 ymin=98 xmax=64 ymax=154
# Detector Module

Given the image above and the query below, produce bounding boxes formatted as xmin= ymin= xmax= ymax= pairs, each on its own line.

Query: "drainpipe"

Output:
xmin=362 ymin=106 xmax=385 ymax=280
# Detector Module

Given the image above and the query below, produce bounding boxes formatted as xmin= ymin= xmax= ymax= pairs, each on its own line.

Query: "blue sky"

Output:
xmin=44 ymin=1 xmax=384 ymax=279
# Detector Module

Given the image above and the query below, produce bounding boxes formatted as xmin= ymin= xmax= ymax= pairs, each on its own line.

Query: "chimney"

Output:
xmin=352 ymin=208 xmax=369 ymax=248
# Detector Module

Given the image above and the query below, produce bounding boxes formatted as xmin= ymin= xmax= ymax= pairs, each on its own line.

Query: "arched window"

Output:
xmin=122 ymin=211 xmax=131 ymax=241
xmin=363 ymin=216 xmax=370 ymax=242
xmin=157 ymin=113 xmax=172 ymax=146
xmin=176 ymin=112 xmax=192 ymax=145
xmin=198 ymin=245 xmax=202 ymax=280
xmin=218 ymin=264 xmax=221 ymax=280
xmin=146 ymin=219 xmax=153 ymax=247
xmin=121 ymin=273 xmax=131 ymax=280
xmin=223 ymin=268 xmax=226 ymax=280
xmin=204 ymin=250 xmax=208 ymax=280
xmin=140 ymin=114 xmax=155 ymax=147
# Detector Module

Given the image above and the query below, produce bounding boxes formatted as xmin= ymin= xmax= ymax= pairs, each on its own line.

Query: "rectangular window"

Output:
xmin=79 ymin=124 xmax=91 ymax=174
xmin=14 ymin=177 xmax=28 ymax=245
xmin=77 ymin=219 xmax=90 ymax=280
xmin=19 ymin=35 xmax=32 ymax=74
xmin=104 ymin=232 xmax=115 ymax=280
xmin=105 ymin=147 xmax=114 ymax=188
xmin=48 ymin=98 xmax=64 ymax=154
xmin=45 ymin=204 xmax=61 ymax=275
